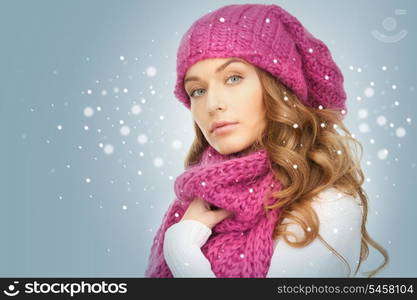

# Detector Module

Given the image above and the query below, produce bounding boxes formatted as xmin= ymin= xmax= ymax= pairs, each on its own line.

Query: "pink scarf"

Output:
xmin=144 ymin=145 xmax=283 ymax=278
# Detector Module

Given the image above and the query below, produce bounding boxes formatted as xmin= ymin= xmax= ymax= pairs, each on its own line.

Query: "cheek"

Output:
xmin=191 ymin=111 xmax=209 ymax=134
xmin=191 ymin=105 xmax=202 ymax=121
xmin=191 ymin=110 xmax=201 ymax=126
xmin=239 ymin=87 xmax=264 ymax=121
xmin=245 ymin=104 xmax=266 ymax=134
xmin=251 ymin=87 xmax=265 ymax=120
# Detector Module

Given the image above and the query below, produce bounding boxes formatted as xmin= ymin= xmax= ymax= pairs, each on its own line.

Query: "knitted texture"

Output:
xmin=173 ymin=3 xmax=347 ymax=118
xmin=144 ymin=145 xmax=283 ymax=278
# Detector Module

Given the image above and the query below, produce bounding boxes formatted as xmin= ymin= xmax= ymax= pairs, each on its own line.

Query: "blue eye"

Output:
xmin=190 ymin=88 xmax=205 ymax=98
xmin=226 ymin=75 xmax=242 ymax=84
xmin=189 ymin=74 xmax=243 ymax=98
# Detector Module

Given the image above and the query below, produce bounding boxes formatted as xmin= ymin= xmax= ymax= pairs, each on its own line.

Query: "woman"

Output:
xmin=145 ymin=3 xmax=388 ymax=278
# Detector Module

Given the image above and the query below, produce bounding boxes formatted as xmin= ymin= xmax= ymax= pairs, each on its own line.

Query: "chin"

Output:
xmin=211 ymin=139 xmax=249 ymax=156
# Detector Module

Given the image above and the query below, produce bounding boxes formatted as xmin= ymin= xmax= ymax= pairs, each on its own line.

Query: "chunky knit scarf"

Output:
xmin=144 ymin=145 xmax=283 ymax=278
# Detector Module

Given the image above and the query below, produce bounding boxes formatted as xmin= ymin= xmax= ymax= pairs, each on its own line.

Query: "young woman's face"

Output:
xmin=184 ymin=57 xmax=266 ymax=155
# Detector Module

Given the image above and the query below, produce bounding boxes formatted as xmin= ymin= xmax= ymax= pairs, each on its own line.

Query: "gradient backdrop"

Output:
xmin=1 ymin=0 xmax=416 ymax=277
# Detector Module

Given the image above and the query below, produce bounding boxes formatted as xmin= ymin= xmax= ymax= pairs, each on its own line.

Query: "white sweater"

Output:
xmin=163 ymin=187 xmax=363 ymax=278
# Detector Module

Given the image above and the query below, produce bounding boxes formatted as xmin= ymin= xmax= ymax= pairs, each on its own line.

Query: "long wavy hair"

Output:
xmin=182 ymin=65 xmax=389 ymax=278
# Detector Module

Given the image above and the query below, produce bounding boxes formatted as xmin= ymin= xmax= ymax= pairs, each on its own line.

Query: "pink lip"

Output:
xmin=212 ymin=123 xmax=239 ymax=136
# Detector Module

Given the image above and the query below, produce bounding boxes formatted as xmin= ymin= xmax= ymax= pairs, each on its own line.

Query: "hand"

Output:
xmin=180 ymin=197 xmax=234 ymax=230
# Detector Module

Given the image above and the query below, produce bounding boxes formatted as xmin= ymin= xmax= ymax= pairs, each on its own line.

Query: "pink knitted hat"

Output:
xmin=173 ymin=3 xmax=347 ymax=118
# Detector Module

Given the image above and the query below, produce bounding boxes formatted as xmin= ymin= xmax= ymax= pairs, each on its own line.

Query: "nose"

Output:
xmin=206 ymin=84 xmax=226 ymax=113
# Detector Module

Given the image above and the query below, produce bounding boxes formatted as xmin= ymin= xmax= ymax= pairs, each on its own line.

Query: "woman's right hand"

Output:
xmin=180 ymin=197 xmax=234 ymax=229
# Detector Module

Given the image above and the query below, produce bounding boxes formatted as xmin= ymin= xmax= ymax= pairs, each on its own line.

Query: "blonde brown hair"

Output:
xmin=182 ymin=65 xmax=389 ymax=278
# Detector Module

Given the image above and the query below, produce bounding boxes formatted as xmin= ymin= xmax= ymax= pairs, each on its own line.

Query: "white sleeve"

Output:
xmin=163 ymin=188 xmax=363 ymax=278
xmin=267 ymin=188 xmax=363 ymax=277
xmin=163 ymin=219 xmax=216 ymax=277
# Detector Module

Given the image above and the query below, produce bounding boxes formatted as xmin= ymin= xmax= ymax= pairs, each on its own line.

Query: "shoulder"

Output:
xmin=269 ymin=187 xmax=363 ymax=277
xmin=310 ymin=187 xmax=363 ymax=221
xmin=276 ymin=187 xmax=363 ymax=243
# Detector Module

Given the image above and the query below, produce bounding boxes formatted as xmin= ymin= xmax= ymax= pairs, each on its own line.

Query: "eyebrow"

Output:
xmin=184 ymin=58 xmax=247 ymax=84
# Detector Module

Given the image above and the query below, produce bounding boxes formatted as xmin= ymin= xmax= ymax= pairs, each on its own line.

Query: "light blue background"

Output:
xmin=0 ymin=0 xmax=416 ymax=277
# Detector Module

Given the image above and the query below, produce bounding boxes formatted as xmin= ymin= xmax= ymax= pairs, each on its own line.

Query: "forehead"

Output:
xmin=184 ymin=57 xmax=250 ymax=82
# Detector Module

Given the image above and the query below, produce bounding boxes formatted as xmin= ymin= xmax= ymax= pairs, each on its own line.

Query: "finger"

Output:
xmin=209 ymin=204 xmax=220 ymax=210
xmin=212 ymin=209 xmax=234 ymax=222
xmin=193 ymin=197 xmax=211 ymax=211
xmin=199 ymin=198 xmax=217 ymax=211
xmin=196 ymin=198 xmax=209 ymax=209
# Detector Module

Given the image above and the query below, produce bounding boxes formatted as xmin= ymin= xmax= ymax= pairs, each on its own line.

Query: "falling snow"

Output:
xmin=171 ymin=139 xmax=182 ymax=150
xmin=358 ymin=108 xmax=368 ymax=119
xmin=395 ymin=127 xmax=406 ymax=137
xmin=103 ymin=144 xmax=114 ymax=155
xmin=84 ymin=106 xmax=94 ymax=117
xmin=377 ymin=149 xmax=389 ymax=160
xmin=131 ymin=104 xmax=142 ymax=115
xmin=364 ymin=87 xmax=374 ymax=98
xmin=146 ymin=66 xmax=157 ymax=77
xmin=376 ymin=115 xmax=387 ymax=126
xmin=153 ymin=157 xmax=164 ymax=168
xmin=120 ymin=125 xmax=131 ymax=136
xmin=358 ymin=123 xmax=370 ymax=133
xmin=137 ymin=134 xmax=148 ymax=144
